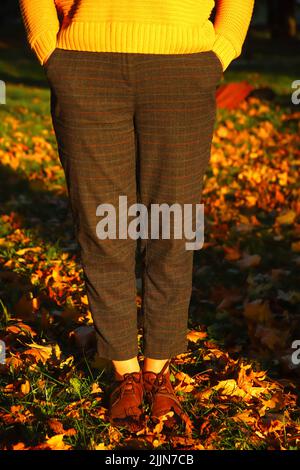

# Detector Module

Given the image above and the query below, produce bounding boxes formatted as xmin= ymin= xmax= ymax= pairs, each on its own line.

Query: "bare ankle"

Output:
xmin=112 ymin=356 xmax=140 ymax=378
xmin=143 ymin=358 xmax=170 ymax=374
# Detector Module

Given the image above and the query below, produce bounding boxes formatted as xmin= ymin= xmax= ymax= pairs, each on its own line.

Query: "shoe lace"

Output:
xmin=151 ymin=360 xmax=171 ymax=394
xmin=119 ymin=372 xmax=140 ymax=397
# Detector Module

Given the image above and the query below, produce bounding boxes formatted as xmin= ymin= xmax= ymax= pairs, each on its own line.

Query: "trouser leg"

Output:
xmin=45 ymin=49 xmax=139 ymax=360
xmin=134 ymin=51 xmax=222 ymax=359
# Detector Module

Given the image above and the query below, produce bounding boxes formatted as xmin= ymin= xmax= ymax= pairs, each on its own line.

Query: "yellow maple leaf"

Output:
xmin=46 ymin=434 xmax=72 ymax=450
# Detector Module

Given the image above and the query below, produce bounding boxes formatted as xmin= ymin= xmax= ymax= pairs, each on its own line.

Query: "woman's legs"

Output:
xmin=45 ymin=48 xmax=221 ymax=423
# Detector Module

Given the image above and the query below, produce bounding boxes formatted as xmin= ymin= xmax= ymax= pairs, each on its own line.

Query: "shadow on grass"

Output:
xmin=0 ymin=47 xmax=48 ymax=89
xmin=0 ymin=161 xmax=73 ymax=246
xmin=0 ymin=24 xmax=48 ymax=89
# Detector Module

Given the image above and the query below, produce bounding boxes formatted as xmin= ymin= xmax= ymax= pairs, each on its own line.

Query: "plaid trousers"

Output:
xmin=44 ymin=48 xmax=222 ymax=360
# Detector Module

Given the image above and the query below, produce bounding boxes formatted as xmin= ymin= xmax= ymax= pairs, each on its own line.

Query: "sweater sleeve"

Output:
xmin=19 ymin=0 xmax=60 ymax=65
xmin=212 ymin=0 xmax=255 ymax=72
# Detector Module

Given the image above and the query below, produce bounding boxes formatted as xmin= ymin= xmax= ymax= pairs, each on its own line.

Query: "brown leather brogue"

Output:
xmin=143 ymin=361 xmax=185 ymax=426
xmin=108 ymin=370 xmax=144 ymax=431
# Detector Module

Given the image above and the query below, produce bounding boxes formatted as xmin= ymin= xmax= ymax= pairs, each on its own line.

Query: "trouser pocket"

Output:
xmin=43 ymin=47 xmax=60 ymax=71
xmin=208 ymin=50 xmax=223 ymax=82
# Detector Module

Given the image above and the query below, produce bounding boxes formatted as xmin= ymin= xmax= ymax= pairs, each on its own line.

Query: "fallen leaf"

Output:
xmin=45 ymin=434 xmax=72 ymax=450
xmin=187 ymin=330 xmax=207 ymax=343
xmin=243 ymin=300 xmax=272 ymax=325
xmin=237 ymin=254 xmax=261 ymax=269
xmin=20 ymin=380 xmax=30 ymax=395
xmin=276 ymin=210 xmax=296 ymax=225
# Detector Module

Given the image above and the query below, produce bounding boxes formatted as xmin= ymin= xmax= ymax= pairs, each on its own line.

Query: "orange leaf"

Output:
xmin=91 ymin=383 xmax=102 ymax=394
xmin=20 ymin=380 xmax=30 ymax=395
xmin=223 ymin=246 xmax=241 ymax=261
xmin=12 ymin=442 xmax=26 ymax=450
xmin=6 ymin=323 xmax=36 ymax=337
xmin=45 ymin=434 xmax=72 ymax=450
xmin=291 ymin=241 xmax=300 ymax=252
xmin=48 ymin=419 xmax=65 ymax=434
xmin=15 ymin=247 xmax=42 ymax=256
xmin=187 ymin=330 xmax=207 ymax=343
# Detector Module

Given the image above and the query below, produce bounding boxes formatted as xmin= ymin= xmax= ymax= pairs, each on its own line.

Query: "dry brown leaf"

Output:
xmin=291 ymin=241 xmax=300 ymax=252
xmin=175 ymin=371 xmax=195 ymax=393
xmin=243 ymin=300 xmax=273 ymax=325
xmin=48 ymin=419 xmax=77 ymax=437
xmin=218 ymin=293 xmax=243 ymax=310
xmin=108 ymin=425 xmax=122 ymax=445
xmin=13 ymin=294 xmax=37 ymax=321
xmin=6 ymin=323 xmax=36 ymax=337
xmin=237 ymin=254 xmax=261 ymax=270
xmin=223 ymin=246 xmax=241 ymax=261
xmin=5 ymin=354 xmax=23 ymax=370
xmin=197 ymin=376 xmax=266 ymax=403
xmin=254 ymin=325 xmax=289 ymax=351
xmin=23 ymin=342 xmax=61 ymax=364
xmin=48 ymin=418 xmax=65 ymax=434
xmin=232 ymin=410 xmax=258 ymax=426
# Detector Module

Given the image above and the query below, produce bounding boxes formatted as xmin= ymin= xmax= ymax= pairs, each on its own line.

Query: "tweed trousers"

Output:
xmin=44 ymin=48 xmax=222 ymax=360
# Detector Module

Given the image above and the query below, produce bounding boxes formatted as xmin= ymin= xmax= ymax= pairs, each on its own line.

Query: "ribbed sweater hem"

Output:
xmin=54 ymin=20 xmax=218 ymax=57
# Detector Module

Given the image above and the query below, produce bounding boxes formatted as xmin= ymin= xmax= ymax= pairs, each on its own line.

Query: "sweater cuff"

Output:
xmin=30 ymin=30 xmax=58 ymax=65
xmin=211 ymin=33 xmax=238 ymax=72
